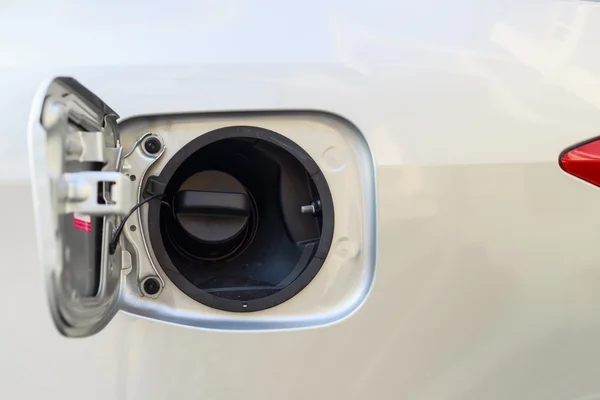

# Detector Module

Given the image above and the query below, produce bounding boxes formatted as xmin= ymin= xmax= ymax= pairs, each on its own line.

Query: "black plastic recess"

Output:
xmin=144 ymin=126 xmax=334 ymax=312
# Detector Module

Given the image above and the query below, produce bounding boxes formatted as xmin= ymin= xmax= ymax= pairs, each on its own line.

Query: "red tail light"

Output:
xmin=560 ymin=138 xmax=600 ymax=187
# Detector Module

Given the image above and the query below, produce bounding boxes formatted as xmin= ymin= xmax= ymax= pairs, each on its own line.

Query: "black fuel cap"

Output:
xmin=174 ymin=171 xmax=251 ymax=244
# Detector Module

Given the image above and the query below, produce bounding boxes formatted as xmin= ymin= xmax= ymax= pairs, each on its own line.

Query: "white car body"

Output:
xmin=2 ymin=1 xmax=600 ymax=399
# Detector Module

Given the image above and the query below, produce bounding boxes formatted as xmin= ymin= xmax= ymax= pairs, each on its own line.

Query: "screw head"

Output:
xmin=144 ymin=137 xmax=162 ymax=154
xmin=142 ymin=277 xmax=161 ymax=295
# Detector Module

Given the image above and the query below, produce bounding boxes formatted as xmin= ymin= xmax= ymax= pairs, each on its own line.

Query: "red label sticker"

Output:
xmin=73 ymin=213 xmax=92 ymax=232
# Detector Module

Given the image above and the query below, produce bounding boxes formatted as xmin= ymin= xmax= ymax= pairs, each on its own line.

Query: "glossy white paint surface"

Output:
xmin=2 ymin=0 xmax=600 ymax=399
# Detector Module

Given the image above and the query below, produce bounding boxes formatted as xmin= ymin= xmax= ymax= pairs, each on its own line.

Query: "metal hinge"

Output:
xmin=57 ymin=171 xmax=134 ymax=216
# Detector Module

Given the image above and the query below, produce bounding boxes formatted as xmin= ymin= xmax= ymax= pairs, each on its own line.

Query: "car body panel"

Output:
xmin=2 ymin=1 xmax=600 ymax=399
